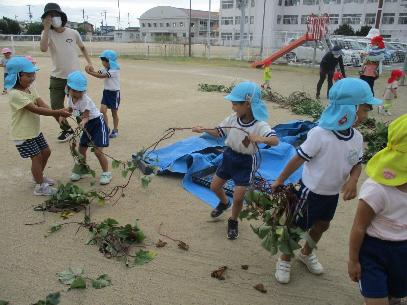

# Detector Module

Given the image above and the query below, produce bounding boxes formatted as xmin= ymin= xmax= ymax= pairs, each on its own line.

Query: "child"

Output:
xmin=379 ymin=69 xmax=404 ymax=116
xmin=192 ymin=81 xmax=279 ymax=240
xmin=348 ymin=114 xmax=407 ymax=305
xmin=85 ymin=50 xmax=120 ymax=138
xmin=1 ymin=47 xmax=13 ymax=94
xmin=6 ymin=57 xmax=71 ymax=195
xmin=360 ymin=36 xmax=385 ymax=95
xmin=333 ymin=71 xmax=343 ymax=83
xmin=271 ymin=78 xmax=383 ymax=284
xmin=261 ymin=65 xmax=271 ymax=89
xmin=25 ymin=55 xmax=37 ymax=64
xmin=66 ymin=71 xmax=112 ymax=185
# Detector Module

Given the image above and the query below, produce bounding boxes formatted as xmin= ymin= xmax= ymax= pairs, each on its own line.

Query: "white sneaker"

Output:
xmin=378 ymin=106 xmax=386 ymax=115
xmin=298 ymin=252 xmax=324 ymax=275
xmin=100 ymin=172 xmax=112 ymax=185
xmin=275 ymin=259 xmax=291 ymax=284
xmin=385 ymin=111 xmax=392 ymax=116
xmin=33 ymin=183 xmax=56 ymax=196
xmin=32 ymin=176 xmax=55 ymax=186
xmin=70 ymin=173 xmax=82 ymax=181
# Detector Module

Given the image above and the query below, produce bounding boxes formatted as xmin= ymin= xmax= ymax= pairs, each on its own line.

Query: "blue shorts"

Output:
xmin=4 ymin=72 xmax=8 ymax=89
xmin=216 ymin=147 xmax=255 ymax=187
xmin=293 ymin=180 xmax=339 ymax=230
xmin=80 ymin=116 xmax=109 ymax=148
xmin=15 ymin=132 xmax=49 ymax=159
xmin=101 ymin=89 xmax=120 ymax=110
xmin=359 ymin=235 xmax=407 ymax=299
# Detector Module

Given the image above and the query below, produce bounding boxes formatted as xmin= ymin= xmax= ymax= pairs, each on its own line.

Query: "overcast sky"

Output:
xmin=0 ymin=0 xmax=220 ymax=29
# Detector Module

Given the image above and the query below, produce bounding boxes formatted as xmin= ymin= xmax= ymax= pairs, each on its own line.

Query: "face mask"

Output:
xmin=51 ymin=16 xmax=62 ymax=28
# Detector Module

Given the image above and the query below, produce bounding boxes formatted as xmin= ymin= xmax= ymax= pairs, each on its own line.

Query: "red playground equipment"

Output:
xmin=252 ymin=14 xmax=330 ymax=68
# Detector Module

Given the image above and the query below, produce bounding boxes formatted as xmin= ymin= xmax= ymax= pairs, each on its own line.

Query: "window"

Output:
xmin=180 ymin=22 xmax=184 ymax=27
xmin=141 ymin=23 xmax=145 ymax=27
xmin=250 ymin=16 xmax=254 ymax=24
xmin=283 ymin=15 xmax=299 ymax=24
xmin=344 ymin=0 xmax=363 ymax=3
xmin=323 ymin=0 xmax=340 ymax=3
xmin=367 ymin=0 xmax=377 ymax=2
xmin=166 ymin=23 xmax=170 ymax=27
xmin=365 ymin=13 xmax=376 ymax=24
xmin=221 ymin=0 xmax=234 ymax=9
xmin=148 ymin=23 xmax=151 ymax=27
xmin=382 ymin=13 xmax=395 ymax=24
xmin=183 ymin=33 xmax=186 ymax=37
xmin=221 ymin=32 xmax=233 ymax=40
xmin=235 ymin=16 xmax=241 ymax=24
xmin=303 ymin=0 xmax=319 ymax=4
xmin=251 ymin=0 xmax=255 ymax=6
xmin=398 ymin=13 xmax=407 ymax=24
xmin=153 ymin=23 xmax=157 ymax=27
xmin=301 ymin=15 xmax=310 ymax=24
xmin=117 ymin=33 xmax=122 ymax=38
xmin=284 ymin=0 xmax=300 ymax=5
xmin=173 ymin=22 xmax=176 ymax=27
xmin=277 ymin=15 xmax=282 ymax=24
xmin=342 ymin=14 xmax=362 ymax=24
xmin=221 ymin=17 xmax=234 ymax=25
xmin=278 ymin=0 xmax=283 ymax=5
xmin=160 ymin=23 xmax=163 ymax=27
xmin=234 ymin=32 xmax=240 ymax=40
xmin=245 ymin=16 xmax=248 ymax=24
xmin=329 ymin=14 xmax=339 ymax=24
xmin=385 ymin=0 xmax=398 ymax=2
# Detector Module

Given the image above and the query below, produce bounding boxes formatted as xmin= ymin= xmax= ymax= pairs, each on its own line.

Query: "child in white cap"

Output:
xmin=1 ymin=47 xmax=13 ymax=94
xmin=192 ymin=81 xmax=279 ymax=240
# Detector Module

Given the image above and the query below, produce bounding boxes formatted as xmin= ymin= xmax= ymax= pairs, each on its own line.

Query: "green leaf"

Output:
xmin=279 ymin=213 xmax=287 ymax=226
xmin=31 ymin=292 xmax=61 ymax=305
xmin=141 ymin=175 xmax=152 ymax=188
xmin=90 ymin=170 xmax=96 ymax=178
xmin=97 ymin=197 xmax=106 ymax=207
xmin=257 ymin=225 xmax=271 ymax=239
xmin=90 ymin=181 xmax=96 ymax=186
xmin=121 ymin=169 xmax=129 ymax=178
xmin=239 ymin=209 xmax=250 ymax=220
xmin=57 ymin=267 xmax=84 ymax=285
xmin=48 ymin=223 xmax=62 ymax=234
xmin=91 ymin=274 xmax=112 ymax=289
xmin=69 ymin=276 xmax=86 ymax=290
xmin=133 ymin=250 xmax=156 ymax=266
xmin=112 ymin=159 xmax=120 ymax=169
xmin=0 ymin=301 xmax=9 ymax=305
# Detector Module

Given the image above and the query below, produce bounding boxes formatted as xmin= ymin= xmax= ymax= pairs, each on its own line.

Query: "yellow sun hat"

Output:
xmin=366 ymin=114 xmax=407 ymax=186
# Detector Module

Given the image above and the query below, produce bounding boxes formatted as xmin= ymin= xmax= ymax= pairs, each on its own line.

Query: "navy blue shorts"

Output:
xmin=15 ymin=133 xmax=49 ymax=159
xmin=4 ymin=72 xmax=8 ymax=89
xmin=101 ymin=89 xmax=120 ymax=110
xmin=80 ymin=116 xmax=109 ymax=148
xmin=216 ymin=147 xmax=255 ymax=187
xmin=293 ymin=180 xmax=339 ymax=230
xmin=359 ymin=235 xmax=407 ymax=299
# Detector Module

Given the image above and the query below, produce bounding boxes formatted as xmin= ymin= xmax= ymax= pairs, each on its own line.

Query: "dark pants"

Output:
xmin=49 ymin=76 xmax=71 ymax=131
xmin=316 ymin=68 xmax=334 ymax=98
xmin=360 ymin=75 xmax=375 ymax=96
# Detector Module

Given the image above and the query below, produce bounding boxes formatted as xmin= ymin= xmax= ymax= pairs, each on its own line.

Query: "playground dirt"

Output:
xmin=0 ymin=57 xmax=406 ymax=305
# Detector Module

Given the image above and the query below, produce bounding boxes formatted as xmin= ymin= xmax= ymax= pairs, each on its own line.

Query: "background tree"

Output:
xmin=26 ymin=22 xmax=43 ymax=35
xmin=355 ymin=25 xmax=372 ymax=36
xmin=0 ymin=17 xmax=21 ymax=34
xmin=333 ymin=24 xmax=355 ymax=36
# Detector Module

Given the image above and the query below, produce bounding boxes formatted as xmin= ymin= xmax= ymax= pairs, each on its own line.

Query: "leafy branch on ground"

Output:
xmin=57 ymin=267 xmax=112 ymax=290
xmin=240 ymin=184 xmax=305 ymax=257
xmin=31 ymin=293 xmax=60 ymax=305
xmin=158 ymin=222 xmax=189 ymax=251
xmin=198 ymin=83 xmax=234 ymax=93
xmin=358 ymin=118 xmax=389 ymax=163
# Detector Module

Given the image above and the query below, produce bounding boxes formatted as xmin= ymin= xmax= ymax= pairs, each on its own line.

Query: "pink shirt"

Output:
xmin=359 ymin=178 xmax=407 ymax=241
xmin=362 ymin=63 xmax=378 ymax=77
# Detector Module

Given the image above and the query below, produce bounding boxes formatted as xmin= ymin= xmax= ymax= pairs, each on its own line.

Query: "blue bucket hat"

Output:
xmin=328 ymin=78 xmax=383 ymax=106
xmin=319 ymin=78 xmax=383 ymax=131
xmin=67 ymin=71 xmax=88 ymax=92
xmin=224 ymin=81 xmax=269 ymax=121
xmin=5 ymin=57 xmax=39 ymax=89
xmin=99 ymin=50 xmax=120 ymax=70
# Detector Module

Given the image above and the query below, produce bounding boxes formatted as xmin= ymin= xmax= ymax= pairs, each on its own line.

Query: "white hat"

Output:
xmin=366 ymin=28 xmax=380 ymax=39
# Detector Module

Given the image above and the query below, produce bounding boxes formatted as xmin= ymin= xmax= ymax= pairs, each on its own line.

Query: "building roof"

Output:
xmin=139 ymin=6 xmax=218 ymax=20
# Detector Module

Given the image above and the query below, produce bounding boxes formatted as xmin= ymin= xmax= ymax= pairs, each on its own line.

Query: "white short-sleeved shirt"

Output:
xmin=297 ymin=126 xmax=363 ymax=195
xmin=359 ymin=178 xmax=407 ymax=241
xmin=67 ymin=94 xmax=101 ymax=120
xmin=216 ymin=113 xmax=276 ymax=155
xmin=98 ymin=68 xmax=120 ymax=91
xmin=383 ymin=81 xmax=398 ymax=100
xmin=41 ymin=28 xmax=82 ymax=79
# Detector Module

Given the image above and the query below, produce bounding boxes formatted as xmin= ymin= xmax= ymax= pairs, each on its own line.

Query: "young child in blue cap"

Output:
xmin=192 ymin=81 xmax=279 ymax=240
xmin=85 ymin=50 xmax=120 ymax=138
xmin=66 ymin=71 xmax=112 ymax=185
xmin=6 ymin=57 xmax=71 ymax=196
xmin=271 ymin=78 xmax=383 ymax=284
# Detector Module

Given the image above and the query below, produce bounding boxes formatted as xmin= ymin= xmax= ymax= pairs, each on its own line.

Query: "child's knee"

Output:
xmin=93 ymin=147 xmax=103 ymax=157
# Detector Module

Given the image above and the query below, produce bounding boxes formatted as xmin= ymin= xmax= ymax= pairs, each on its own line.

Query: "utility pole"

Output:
xmin=118 ymin=0 xmax=121 ymax=30
xmin=188 ymin=0 xmax=192 ymax=57
xmin=128 ymin=12 xmax=130 ymax=27
xmin=26 ymin=5 xmax=33 ymax=23
xmin=82 ymin=9 xmax=85 ymax=23
xmin=237 ymin=0 xmax=247 ymax=60
xmin=375 ymin=0 xmax=384 ymax=29
xmin=259 ymin=0 xmax=266 ymax=57
xmin=207 ymin=0 xmax=211 ymax=59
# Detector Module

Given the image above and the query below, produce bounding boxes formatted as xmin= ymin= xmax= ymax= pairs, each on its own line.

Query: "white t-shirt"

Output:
xmin=42 ymin=28 xmax=82 ymax=79
xmin=297 ymin=126 xmax=363 ymax=195
xmin=98 ymin=68 xmax=120 ymax=91
xmin=216 ymin=113 xmax=276 ymax=155
xmin=383 ymin=81 xmax=398 ymax=100
xmin=359 ymin=178 xmax=407 ymax=241
xmin=67 ymin=94 xmax=101 ymax=120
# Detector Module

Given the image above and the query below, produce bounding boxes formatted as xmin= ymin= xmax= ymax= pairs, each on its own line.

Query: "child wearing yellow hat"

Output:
xmin=348 ymin=114 xmax=407 ymax=305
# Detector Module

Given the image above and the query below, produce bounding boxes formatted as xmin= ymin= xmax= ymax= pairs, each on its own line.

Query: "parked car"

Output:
xmin=329 ymin=37 xmax=362 ymax=66
xmin=355 ymin=39 xmax=394 ymax=65
xmin=285 ymin=40 xmax=326 ymax=64
xmin=386 ymin=42 xmax=406 ymax=63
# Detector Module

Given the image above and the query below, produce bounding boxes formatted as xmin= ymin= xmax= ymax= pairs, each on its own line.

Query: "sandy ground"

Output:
xmin=0 ymin=56 xmax=406 ymax=305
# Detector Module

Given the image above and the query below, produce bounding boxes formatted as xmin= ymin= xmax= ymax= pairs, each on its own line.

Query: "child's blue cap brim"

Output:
xmin=318 ymin=104 xmax=357 ymax=131
xmin=67 ymin=71 xmax=88 ymax=92
xmin=329 ymin=78 xmax=383 ymax=106
xmin=4 ymin=56 xmax=39 ymax=89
